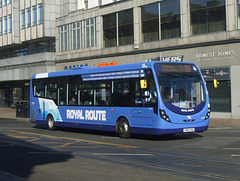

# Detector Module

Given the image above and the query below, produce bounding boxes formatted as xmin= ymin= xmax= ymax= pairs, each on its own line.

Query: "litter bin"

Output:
xmin=16 ymin=101 xmax=30 ymax=118
xmin=16 ymin=101 xmax=23 ymax=118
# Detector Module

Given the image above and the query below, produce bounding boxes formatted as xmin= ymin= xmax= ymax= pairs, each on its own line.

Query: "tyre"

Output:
xmin=117 ymin=118 xmax=130 ymax=138
xmin=46 ymin=115 xmax=56 ymax=130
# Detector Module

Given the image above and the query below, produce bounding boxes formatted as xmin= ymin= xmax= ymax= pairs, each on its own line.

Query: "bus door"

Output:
xmin=132 ymin=79 xmax=158 ymax=126
xmin=31 ymin=79 xmax=46 ymax=121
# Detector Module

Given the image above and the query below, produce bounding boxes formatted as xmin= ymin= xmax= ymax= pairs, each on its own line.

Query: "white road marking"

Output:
xmin=231 ymin=155 xmax=240 ymax=157
xmin=223 ymin=148 xmax=240 ymax=150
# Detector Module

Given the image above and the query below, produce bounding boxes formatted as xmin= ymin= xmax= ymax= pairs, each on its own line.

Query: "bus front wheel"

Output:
xmin=117 ymin=118 xmax=130 ymax=138
xmin=47 ymin=115 xmax=55 ymax=131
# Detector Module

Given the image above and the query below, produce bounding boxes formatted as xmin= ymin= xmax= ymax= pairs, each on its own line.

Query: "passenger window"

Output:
xmin=33 ymin=80 xmax=45 ymax=97
xmin=80 ymin=89 xmax=93 ymax=106
xmin=95 ymin=82 xmax=112 ymax=106
xmin=46 ymin=83 xmax=57 ymax=101
xmin=112 ymin=80 xmax=134 ymax=107
xmin=135 ymin=79 xmax=157 ymax=107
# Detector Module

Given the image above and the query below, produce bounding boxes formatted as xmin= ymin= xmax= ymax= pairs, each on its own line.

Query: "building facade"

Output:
xmin=0 ymin=0 xmax=81 ymax=108
xmin=1 ymin=0 xmax=240 ymax=119
xmin=56 ymin=0 xmax=240 ymax=119
xmin=0 ymin=0 xmax=124 ymax=108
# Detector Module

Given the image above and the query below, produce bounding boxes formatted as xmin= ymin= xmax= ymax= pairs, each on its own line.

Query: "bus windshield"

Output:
xmin=155 ymin=63 xmax=206 ymax=110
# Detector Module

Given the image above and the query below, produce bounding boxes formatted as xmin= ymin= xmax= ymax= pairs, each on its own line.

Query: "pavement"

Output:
xmin=0 ymin=108 xmax=240 ymax=127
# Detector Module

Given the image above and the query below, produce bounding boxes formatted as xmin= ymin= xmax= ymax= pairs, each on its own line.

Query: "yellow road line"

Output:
xmin=9 ymin=130 xmax=139 ymax=149
xmin=53 ymin=145 xmax=100 ymax=149
xmin=7 ymin=134 xmax=36 ymax=139
xmin=54 ymin=142 xmax=74 ymax=148
xmin=27 ymin=138 xmax=41 ymax=142
xmin=34 ymin=142 xmax=67 ymax=144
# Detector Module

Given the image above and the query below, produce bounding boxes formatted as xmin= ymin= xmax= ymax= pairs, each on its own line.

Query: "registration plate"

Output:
xmin=183 ymin=128 xmax=195 ymax=133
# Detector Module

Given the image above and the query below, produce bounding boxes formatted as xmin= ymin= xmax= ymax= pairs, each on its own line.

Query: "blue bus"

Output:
xmin=30 ymin=61 xmax=210 ymax=138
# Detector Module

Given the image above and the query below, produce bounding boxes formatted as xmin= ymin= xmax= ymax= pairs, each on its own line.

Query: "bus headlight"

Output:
xmin=205 ymin=108 xmax=211 ymax=120
xmin=160 ymin=109 xmax=171 ymax=122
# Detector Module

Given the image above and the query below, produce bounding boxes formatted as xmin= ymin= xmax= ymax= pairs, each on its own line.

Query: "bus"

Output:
xmin=30 ymin=61 xmax=210 ymax=138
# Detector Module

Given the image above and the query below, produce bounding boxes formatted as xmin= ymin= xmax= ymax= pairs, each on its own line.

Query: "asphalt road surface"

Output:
xmin=0 ymin=119 xmax=240 ymax=181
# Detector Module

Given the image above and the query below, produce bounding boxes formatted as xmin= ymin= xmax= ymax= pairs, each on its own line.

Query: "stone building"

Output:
xmin=1 ymin=0 xmax=240 ymax=119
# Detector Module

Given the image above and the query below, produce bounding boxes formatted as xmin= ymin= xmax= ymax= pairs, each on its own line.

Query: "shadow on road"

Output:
xmin=0 ymin=133 xmax=74 ymax=180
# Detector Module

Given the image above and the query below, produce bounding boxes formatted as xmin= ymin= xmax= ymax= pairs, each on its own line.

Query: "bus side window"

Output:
xmin=58 ymin=79 xmax=67 ymax=106
xmin=34 ymin=80 xmax=45 ymax=97
xmin=135 ymin=79 xmax=157 ymax=107
xmin=112 ymin=80 xmax=134 ymax=107
xmin=68 ymin=75 xmax=81 ymax=106
xmin=95 ymin=82 xmax=112 ymax=106
xmin=78 ymin=82 xmax=95 ymax=106
xmin=46 ymin=83 xmax=57 ymax=103
xmin=135 ymin=80 xmax=146 ymax=106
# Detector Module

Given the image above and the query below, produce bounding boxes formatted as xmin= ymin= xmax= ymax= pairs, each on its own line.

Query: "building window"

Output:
xmin=0 ymin=18 xmax=2 ymax=35
xmin=118 ymin=9 xmax=133 ymax=46
xmin=85 ymin=19 xmax=90 ymax=48
xmin=27 ymin=7 xmax=31 ymax=27
xmin=8 ymin=0 xmax=11 ymax=4
xmin=59 ymin=25 xmax=69 ymax=52
xmin=21 ymin=10 xmax=25 ymax=29
xmin=3 ymin=0 xmax=6 ymax=6
xmin=141 ymin=3 xmax=159 ymax=42
xmin=85 ymin=18 xmax=96 ymax=48
xmin=8 ymin=14 xmax=12 ymax=33
xmin=0 ymin=0 xmax=2 ymax=7
xmin=141 ymin=1 xmax=180 ymax=42
xmin=60 ymin=18 xmax=97 ymax=52
xmin=76 ymin=22 xmax=82 ymax=49
xmin=32 ymin=5 xmax=37 ymax=26
xmin=190 ymin=0 xmax=226 ymax=35
xmin=90 ymin=18 xmax=96 ymax=47
xmin=64 ymin=25 xmax=68 ymax=51
xmin=237 ymin=0 xmax=240 ymax=29
xmin=0 ymin=39 xmax=55 ymax=59
xmin=59 ymin=26 xmax=63 ymax=51
xmin=84 ymin=0 xmax=88 ymax=9
xmin=103 ymin=9 xmax=133 ymax=48
xmin=103 ymin=13 xmax=117 ymax=47
xmin=71 ymin=23 xmax=77 ymax=50
xmin=160 ymin=0 xmax=180 ymax=39
xmin=4 ymin=16 xmax=7 ymax=34
xmin=38 ymin=3 xmax=43 ymax=24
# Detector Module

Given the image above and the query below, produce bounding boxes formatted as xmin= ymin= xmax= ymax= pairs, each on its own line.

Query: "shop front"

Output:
xmin=201 ymin=67 xmax=231 ymax=113
xmin=0 ymin=80 xmax=30 ymax=108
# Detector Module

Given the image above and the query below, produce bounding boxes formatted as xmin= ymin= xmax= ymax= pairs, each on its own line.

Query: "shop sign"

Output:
xmin=215 ymin=68 xmax=230 ymax=80
xmin=201 ymin=68 xmax=214 ymax=80
xmin=64 ymin=64 xmax=89 ymax=71
xmin=98 ymin=62 xmax=118 ymax=67
xmin=196 ymin=50 xmax=235 ymax=61
xmin=201 ymin=67 xmax=230 ymax=80
xmin=161 ymin=55 xmax=184 ymax=62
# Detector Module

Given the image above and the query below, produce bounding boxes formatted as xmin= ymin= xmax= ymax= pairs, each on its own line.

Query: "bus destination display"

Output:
xmin=161 ymin=64 xmax=194 ymax=73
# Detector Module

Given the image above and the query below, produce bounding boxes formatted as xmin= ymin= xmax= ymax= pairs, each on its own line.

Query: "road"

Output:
xmin=0 ymin=119 xmax=240 ymax=181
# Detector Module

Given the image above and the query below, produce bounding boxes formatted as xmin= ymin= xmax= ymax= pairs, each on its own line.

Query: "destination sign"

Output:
xmin=82 ymin=70 xmax=145 ymax=81
xmin=158 ymin=64 xmax=199 ymax=73
xmin=161 ymin=64 xmax=192 ymax=72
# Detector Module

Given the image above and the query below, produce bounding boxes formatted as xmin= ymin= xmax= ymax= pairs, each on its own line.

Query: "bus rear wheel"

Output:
xmin=47 ymin=115 xmax=55 ymax=130
xmin=117 ymin=118 xmax=130 ymax=138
